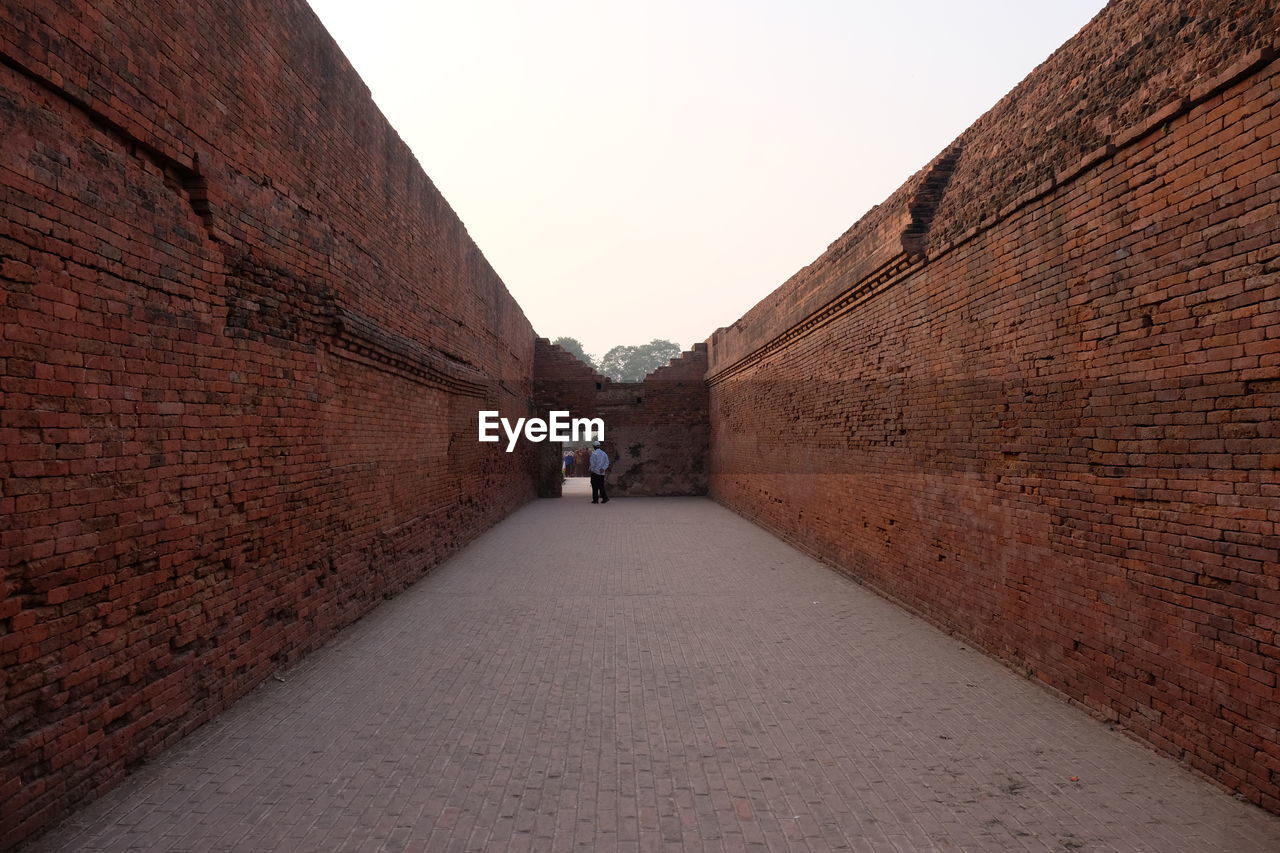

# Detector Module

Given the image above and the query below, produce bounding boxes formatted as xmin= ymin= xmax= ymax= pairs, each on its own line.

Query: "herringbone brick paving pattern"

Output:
xmin=28 ymin=483 xmax=1280 ymax=851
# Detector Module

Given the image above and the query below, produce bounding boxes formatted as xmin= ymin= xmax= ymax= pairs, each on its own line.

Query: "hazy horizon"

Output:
xmin=305 ymin=0 xmax=1108 ymax=361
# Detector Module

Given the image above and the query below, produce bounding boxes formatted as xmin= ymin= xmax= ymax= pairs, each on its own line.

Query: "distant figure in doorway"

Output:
xmin=588 ymin=441 xmax=610 ymax=504
xmin=563 ymin=450 xmax=575 ymax=478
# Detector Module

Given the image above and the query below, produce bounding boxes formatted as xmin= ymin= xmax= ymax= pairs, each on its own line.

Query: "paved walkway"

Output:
xmin=30 ymin=482 xmax=1280 ymax=852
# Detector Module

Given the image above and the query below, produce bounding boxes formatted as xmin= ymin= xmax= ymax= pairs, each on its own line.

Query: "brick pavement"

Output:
xmin=26 ymin=484 xmax=1280 ymax=851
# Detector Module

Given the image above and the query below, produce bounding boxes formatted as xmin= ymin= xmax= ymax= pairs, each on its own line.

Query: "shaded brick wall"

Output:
xmin=709 ymin=2 xmax=1280 ymax=814
xmin=533 ymin=339 xmax=709 ymax=497
xmin=0 ymin=1 xmax=537 ymax=846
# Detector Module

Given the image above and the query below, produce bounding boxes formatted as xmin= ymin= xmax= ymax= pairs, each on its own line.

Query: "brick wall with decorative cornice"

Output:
xmin=708 ymin=0 xmax=1280 ymax=814
xmin=0 ymin=1 xmax=538 ymax=846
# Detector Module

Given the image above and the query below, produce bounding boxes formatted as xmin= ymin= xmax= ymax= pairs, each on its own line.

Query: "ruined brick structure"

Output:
xmin=3 ymin=0 xmax=1279 ymax=847
xmin=708 ymin=0 xmax=1280 ymax=815
xmin=532 ymin=338 xmax=709 ymax=497
xmin=0 ymin=1 xmax=538 ymax=846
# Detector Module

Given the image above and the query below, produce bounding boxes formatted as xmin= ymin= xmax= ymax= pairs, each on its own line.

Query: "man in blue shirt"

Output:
xmin=588 ymin=441 xmax=610 ymax=504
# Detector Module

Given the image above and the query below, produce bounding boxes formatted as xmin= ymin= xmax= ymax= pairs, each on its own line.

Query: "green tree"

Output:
xmin=552 ymin=336 xmax=594 ymax=368
xmin=597 ymin=339 xmax=682 ymax=382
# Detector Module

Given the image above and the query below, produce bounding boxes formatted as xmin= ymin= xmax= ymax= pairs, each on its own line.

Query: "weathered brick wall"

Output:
xmin=531 ymin=341 xmax=607 ymax=495
xmin=534 ymin=339 xmax=709 ymax=496
xmin=709 ymin=0 xmax=1280 ymax=814
xmin=608 ymin=345 xmax=709 ymax=496
xmin=0 ymin=1 xmax=537 ymax=846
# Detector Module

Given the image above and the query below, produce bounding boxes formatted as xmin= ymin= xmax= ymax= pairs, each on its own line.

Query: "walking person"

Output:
xmin=588 ymin=441 xmax=610 ymax=504
xmin=563 ymin=449 xmax=575 ymax=478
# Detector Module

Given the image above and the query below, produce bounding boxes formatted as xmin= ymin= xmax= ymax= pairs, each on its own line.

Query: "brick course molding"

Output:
xmin=3 ymin=0 xmax=1280 ymax=847
xmin=707 ymin=0 xmax=1280 ymax=817
xmin=0 ymin=1 xmax=539 ymax=847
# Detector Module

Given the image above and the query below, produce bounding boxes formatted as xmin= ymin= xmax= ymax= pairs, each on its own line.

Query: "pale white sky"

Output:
xmin=306 ymin=0 xmax=1107 ymax=361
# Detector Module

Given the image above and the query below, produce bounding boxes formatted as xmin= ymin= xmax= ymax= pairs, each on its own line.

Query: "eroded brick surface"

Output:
xmin=0 ymin=1 xmax=536 ymax=846
xmin=533 ymin=340 xmax=709 ymax=497
xmin=708 ymin=6 xmax=1280 ymax=817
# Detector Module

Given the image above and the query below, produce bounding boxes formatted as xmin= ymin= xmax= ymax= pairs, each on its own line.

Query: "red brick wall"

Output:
xmin=709 ymin=2 xmax=1280 ymax=814
xmin=0 ymin=1 xmax=537 ymax=846
xmin=533 ymin=339 xmax=709 ymax=496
